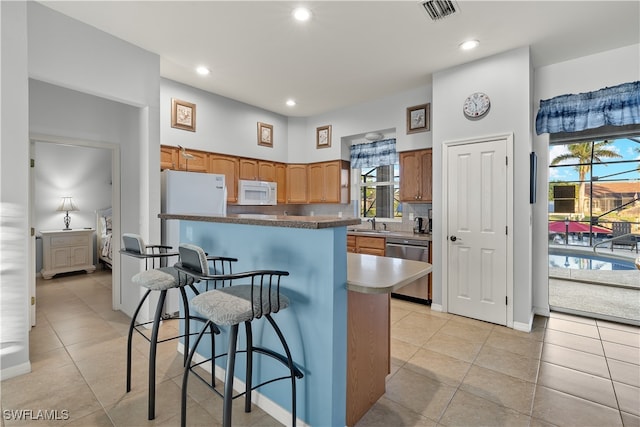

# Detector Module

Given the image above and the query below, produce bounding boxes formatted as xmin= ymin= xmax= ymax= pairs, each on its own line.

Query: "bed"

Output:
xmin=96 ymin=207 xmax=113 ymax=269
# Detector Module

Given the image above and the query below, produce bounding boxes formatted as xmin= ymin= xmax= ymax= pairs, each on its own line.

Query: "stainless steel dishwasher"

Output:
xmin=386 ymin=237 xmax=431 ymax=304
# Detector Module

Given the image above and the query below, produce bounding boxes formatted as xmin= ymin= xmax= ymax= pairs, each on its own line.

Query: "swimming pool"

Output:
xmin=549 ymin=250 xmax=635 ymax=271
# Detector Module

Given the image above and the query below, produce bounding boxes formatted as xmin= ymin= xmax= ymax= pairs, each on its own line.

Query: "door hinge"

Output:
xmin=506 ymin=156 xmax=508 ymax=166
xmin=31 ymin=296 xmax=35 ymax=305
xmin=505 ymin=296 xmax=508 ymax=305
xmin=30 ymin=158 xmax=35 ymax=168
xmin=31 ymin=228 xmax=35 ymax=236
xmin=506 ymin=226 xmax=508 ymax=235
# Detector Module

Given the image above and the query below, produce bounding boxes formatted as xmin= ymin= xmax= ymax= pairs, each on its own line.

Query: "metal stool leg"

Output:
xmin=244 ymin=321 xmax=253 ymax=413
xmin=148 ymin=290 xmax=167 ymax=420
xmin=266 ymin=314 xmax=298 ymax=427
xmin=181 ymin=320 xmax=212 ymax=427
xmin=223 ymin=324 xmax=239 ymax=427
xmin=127 ymin=289 xmax=151 ymax=393
xmin=179 ymin=287 xmax=190 ymax=367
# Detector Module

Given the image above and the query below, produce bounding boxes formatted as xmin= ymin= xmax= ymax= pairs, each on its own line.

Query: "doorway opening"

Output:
xmin=548 ymin=132 xmax=639 ymax=325
xmin=30 ymin=136 xmax=121 ymax=326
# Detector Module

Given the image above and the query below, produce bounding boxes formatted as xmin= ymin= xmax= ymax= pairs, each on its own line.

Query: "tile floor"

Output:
xmin=1 ymin=270 xmax=639 ymax=426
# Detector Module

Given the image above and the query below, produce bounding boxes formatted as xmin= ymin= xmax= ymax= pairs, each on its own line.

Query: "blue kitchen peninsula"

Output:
xmin=159 ymin=213 xmax=432 ymax=426
xmin=161 ymin=213 xmax=358 ymax=427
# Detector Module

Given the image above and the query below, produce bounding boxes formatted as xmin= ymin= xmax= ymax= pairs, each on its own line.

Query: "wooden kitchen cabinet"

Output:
xmin=399 ymin=149 xmax=432 ymax=202
xmin=160 ymin=145 xmax=179 ymax=170
xmin=161 ymin=145 xmax=209 ymax=173
xmin=178 ymin=148 xmax=209 ymax=173
xmin=240 ymin=158 xmax=279 ymax=182
xmin=286 ymin=164 xmax=308 ymax=204
xmin=308 ymin=160 xmax=350 ymax=204
xmin=347 ymin=235 xmax=386 ymax=256
xmin=275 ymin=163 xmax=287 ymax=204
xmin=209 ymin=154 xmax=239 ymax=203
xmin=41 ymin=229 xmax=96 ymax=279
xmin=239 ymin=158 xmax=259 ymax=180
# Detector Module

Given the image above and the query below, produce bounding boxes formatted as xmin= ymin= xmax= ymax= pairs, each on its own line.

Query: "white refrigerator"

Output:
xmin=161 ymin=170 xmax=227 ymax=315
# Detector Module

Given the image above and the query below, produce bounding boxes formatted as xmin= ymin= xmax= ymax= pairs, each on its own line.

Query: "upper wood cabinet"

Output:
xmin=160 ymin=145 xmax=179 ymax=170
xmin=308 ymin=160 xmax=350 ymax=204
xmin=275 ymin=163 xmax=287 ymax=204
xmin=239 ymin=158 xmax=279 ymax=182
xmin=286 ymin=164 xmax=308 ymax=204
xmin=399 ymin=149 xmax=432 ymax=202
xmin=178 ymin=148 xmax=209 ymax=173
xmin=209 ymin=154 xmax=239 ymax=203
xmin=239 ymin=158 xmax=259 ymax=180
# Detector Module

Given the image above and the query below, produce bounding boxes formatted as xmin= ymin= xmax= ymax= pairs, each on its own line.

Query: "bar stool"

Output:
xmin=175 ymin=243 xmax=304 ymax=427
xmin=121 ymin=234 xmax=230 ymax=420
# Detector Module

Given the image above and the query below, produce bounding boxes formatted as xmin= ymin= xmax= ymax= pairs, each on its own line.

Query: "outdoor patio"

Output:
xmin=548 ymin=244 xmax=640 ymax=325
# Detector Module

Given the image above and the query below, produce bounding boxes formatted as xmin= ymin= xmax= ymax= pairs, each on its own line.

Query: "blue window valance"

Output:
xmin=350 ymin=138 xmax=398 ymax=168
xmin=535 ymin=81 xmax=640 ymax=135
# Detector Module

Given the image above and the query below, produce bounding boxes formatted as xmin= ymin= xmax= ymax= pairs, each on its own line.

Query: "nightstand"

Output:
xmin=40 ymin=229 xmax=96 ymax=279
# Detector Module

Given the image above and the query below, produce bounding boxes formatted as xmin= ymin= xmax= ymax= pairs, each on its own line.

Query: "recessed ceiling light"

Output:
xmin=286 ymin=99 xmax=296 ymax=107
xmin=292 ymin=7 xmax=311 ymax=22
xmin=196 ymin=66 xmax=210 ymax=75
xmin=459 ymin=40 xmax=479 ymax=51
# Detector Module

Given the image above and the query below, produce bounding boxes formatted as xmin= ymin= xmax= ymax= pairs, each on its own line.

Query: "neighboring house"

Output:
xmin=589 ymin=182 xmax=639 ymax=215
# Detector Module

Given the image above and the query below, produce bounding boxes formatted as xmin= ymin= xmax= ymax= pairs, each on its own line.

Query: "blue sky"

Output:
xmin=548 ymin=137 xmax=640 ymax=183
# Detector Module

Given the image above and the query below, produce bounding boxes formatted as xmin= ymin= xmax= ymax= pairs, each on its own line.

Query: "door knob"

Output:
xmin=450 ymin=235 xmax=457 ymax=242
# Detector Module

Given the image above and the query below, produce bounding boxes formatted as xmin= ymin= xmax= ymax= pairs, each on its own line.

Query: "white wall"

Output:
xmin=1 ymin=1 xmax=163 ymax=378
xmin=0 ymin=1 xmax=31 ymax=379
xmin=432 ymin=47 xmax=533 ymax=326
xmin=161 ymin=78 xmax=289 ymax=162
xmin=299 ymin=84 xmax=433 ymax=164
xmin=532 ymin=44 xmax=640 ymax=315
xmin=33 ymin=141 xmax=112 ymax=232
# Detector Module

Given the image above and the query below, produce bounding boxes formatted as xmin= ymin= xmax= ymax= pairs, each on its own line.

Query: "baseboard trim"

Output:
xmin=513 ymin=311 xmax=534 ymax=333
xmin=177 ymin=343 xmax=308 ymax=427
xmin=0 ymin=360 xmax=31 ymax=381
xmin=430 ymin=303 xmax=444 ymax=312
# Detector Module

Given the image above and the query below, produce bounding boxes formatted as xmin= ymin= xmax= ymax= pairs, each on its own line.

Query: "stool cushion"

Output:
xmin=132 ymin=267 xmax=193 ymax=291
xmin=191 ymin=285 xmax=289 ymax=325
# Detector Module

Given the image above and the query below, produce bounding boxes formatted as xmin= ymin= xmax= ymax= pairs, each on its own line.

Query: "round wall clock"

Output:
xmin=463 ymin=92 xmax=491 ymax=119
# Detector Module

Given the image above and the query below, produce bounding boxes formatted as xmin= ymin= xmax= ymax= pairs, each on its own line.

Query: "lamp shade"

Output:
xmin=56 ymin=197 xmax=78 ymax=212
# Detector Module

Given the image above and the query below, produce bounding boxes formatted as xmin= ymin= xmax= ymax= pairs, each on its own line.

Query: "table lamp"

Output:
xmin=57 ymin=197 xmax=78 ymax=230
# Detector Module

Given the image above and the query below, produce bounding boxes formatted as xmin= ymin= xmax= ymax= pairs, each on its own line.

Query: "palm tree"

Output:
xmin=550 ymin=140 xmax=621 ymax=216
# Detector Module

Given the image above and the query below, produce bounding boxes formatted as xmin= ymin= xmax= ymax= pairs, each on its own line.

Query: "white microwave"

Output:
xmin=238 ymin=180 xmax=277 ymax=205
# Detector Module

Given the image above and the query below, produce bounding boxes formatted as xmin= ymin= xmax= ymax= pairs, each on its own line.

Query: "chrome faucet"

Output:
xmin=367 ymin=217 xmax=376 ymax=230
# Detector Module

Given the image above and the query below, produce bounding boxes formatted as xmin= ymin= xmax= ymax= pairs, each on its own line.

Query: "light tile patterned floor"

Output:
xmin=1 ymin=270 xmax=639 ymax=426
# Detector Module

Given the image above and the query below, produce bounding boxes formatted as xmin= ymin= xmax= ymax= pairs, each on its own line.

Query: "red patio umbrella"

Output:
xmin=548 ymin=221 xmax=611 ymax=234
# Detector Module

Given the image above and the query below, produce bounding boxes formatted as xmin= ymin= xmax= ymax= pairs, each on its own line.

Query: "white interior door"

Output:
xmin=446 ymin=138 xmax=508 ymax=325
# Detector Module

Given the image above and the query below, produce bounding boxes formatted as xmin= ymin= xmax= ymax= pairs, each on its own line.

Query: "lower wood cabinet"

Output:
xmin=347 ymin=235 xmax=386 ymax=256
xmin=41 ymin=229 xmax=96 ymax=279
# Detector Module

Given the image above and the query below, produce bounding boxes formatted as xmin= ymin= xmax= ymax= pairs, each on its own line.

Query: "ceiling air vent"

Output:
xmin=419 ymin=0 xmax=459 ymax=21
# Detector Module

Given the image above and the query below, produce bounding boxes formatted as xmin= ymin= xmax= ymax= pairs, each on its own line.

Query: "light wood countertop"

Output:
xmin=347 ymin=253 xmax=432 ymax=294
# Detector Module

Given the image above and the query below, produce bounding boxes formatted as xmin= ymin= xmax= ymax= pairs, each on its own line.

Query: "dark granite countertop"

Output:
xmin=159 ymin=213 xmax=361 ymax=229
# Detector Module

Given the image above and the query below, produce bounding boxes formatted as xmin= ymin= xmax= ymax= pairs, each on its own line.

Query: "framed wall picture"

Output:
xmin=406 ymin=103 xmax=430 ymax=134
xmin=316 ymin=125 xmax=332 ymax=148
xmin=257 ymin=122 xmax=273 ymax=147
xmin=171 ymin=98 xmax=196 ymax=132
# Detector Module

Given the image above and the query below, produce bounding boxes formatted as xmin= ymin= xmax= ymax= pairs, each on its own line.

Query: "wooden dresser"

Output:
xmin=40 ymin=229 xmax=96 ymax=279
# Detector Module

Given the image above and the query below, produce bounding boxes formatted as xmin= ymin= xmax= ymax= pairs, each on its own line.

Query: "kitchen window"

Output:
xmin=350 ymin=138 xmax=401 ymax=220
xmin=358 ymin=164 xmax=401 ymax=219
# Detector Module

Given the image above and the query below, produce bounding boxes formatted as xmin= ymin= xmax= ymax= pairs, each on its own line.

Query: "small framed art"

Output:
xmin=171 ymin=98 xmax=196 ymax=132
xmin=258 ymin=122 xmax=273 ymax=147
xmin=316 ymin=125 xmax=332 ymax=149
xmin=406 ymin=103 xmax=430 ymax=134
